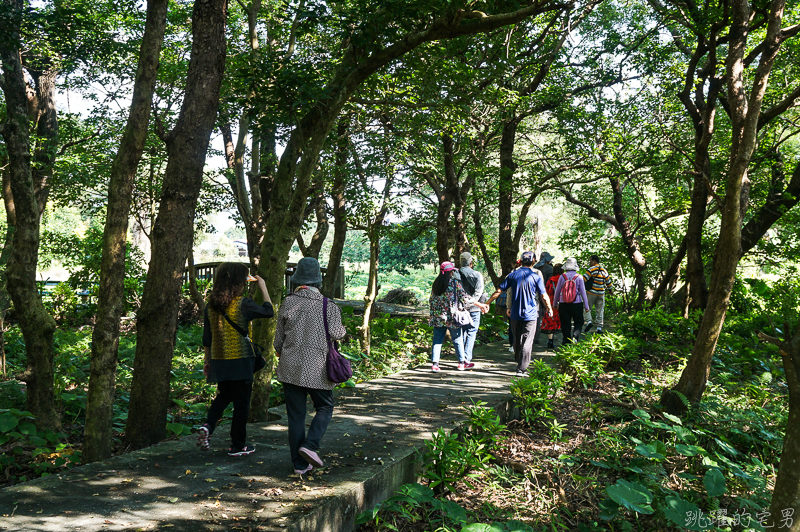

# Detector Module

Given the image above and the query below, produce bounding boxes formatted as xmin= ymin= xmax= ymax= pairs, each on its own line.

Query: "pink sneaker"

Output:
xmin=298 ymin=447 xmax=324 ymax=468
xmin=294 ymin=464 xmax=313 ymax=475
xmin=465 ymin=362 xmax=475 ymax=369
xmin=431 ymin=364 xmax=440 ymax=372
xmin=457 ymin=363 xmax=466 ymax=371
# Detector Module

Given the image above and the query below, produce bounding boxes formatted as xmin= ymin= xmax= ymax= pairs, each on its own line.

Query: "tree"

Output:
xmin=758 ymin=322 xmax=800 ymax=530
xmin=82 ymin=0 xmax=169 ymax=463
xmin=125 ymin=0 xmax=228 ymax=447
xmin=661 ymin=0 xmax=800 ymax=413
xmin=0 ymin=0 xmax=59 ymax=431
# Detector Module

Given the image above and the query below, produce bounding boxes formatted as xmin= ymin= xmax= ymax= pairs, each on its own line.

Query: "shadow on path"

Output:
xmin=0 ymin=337 xmax=538 ymax=532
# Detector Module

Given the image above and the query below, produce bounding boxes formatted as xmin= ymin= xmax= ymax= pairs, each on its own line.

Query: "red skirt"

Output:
xmin=541 ymin=276 xmax=561 ymax=332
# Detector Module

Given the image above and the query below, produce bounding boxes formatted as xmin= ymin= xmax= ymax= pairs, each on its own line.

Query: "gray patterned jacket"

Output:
xmin=275 ymin=287 xmax=347 ymax=390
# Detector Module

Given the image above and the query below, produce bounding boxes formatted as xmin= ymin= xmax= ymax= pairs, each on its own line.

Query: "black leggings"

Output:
xmin=206 ymin=379 xmax=253 ymax=450
xmin=559 ymin=302 xmax=585 ymax=344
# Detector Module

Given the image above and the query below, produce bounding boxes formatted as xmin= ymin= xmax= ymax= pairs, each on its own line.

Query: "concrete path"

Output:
xmin=0 ymin=339 xmax=557 ymax=532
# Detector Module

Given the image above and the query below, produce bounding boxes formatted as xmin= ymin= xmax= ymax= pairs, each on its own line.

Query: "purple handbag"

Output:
xmin=323 ymin=297 xmax=352 ymax=383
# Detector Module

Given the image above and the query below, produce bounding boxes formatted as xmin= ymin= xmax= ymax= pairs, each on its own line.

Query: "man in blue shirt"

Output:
xmin=486 ymin=251 xmax=553 ymax=377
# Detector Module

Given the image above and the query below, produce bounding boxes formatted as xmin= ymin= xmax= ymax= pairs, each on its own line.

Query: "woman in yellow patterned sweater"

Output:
xmin=197 ymin=263 xmax=273 ymax=456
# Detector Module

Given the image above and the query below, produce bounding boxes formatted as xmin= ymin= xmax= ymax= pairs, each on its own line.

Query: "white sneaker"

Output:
xmin=508 ymin=347 xmax=514 ymax=353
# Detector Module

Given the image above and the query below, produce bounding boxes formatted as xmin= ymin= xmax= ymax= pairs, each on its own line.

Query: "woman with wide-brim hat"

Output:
xmin=274 ymin=257 xmax=346 ymax=475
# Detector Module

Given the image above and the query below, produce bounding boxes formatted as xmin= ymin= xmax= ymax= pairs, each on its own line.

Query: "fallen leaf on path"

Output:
xmin=169 ymin=497 xmax=178 ymax=503
xmin=205 ymin=478 xmax=216 ymax=482
xmin=185 ymin=470 xmax=193 ymax=475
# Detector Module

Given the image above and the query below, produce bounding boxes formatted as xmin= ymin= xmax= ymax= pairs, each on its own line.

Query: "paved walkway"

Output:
xmin=0 ymin=338 xmax=558 ymax=532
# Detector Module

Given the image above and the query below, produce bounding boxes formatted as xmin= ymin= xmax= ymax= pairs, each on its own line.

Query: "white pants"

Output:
xmin=583 ymin=293 xmax=605 ymax=327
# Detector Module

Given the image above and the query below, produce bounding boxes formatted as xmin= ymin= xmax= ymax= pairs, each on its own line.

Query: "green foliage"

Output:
xmin=464 ymin=400 xmax=507 ymax=449
xmin=509 ymin=360 xmax=569 ymax=429
xmin=419 ymin=428 xmax=492 ymax=495
xmin=0 ymin=409 xmax=80 ymax=483
xmin=338 ymin=226 xmax=437 ymax=276
xmin=41 ymin=222 xmax=146 ymax=316
xmin=338 ymin=311 xmax=429 ymax=382
xmin=555 ymin=332 xmax=632 ymax=389
xmin=42 ymin=282 xmax=80 ymax=325
xmin=355 ymin=482 xmax=469 ymax=530
xmin=603 ymin=479 xmax=654 ymax=516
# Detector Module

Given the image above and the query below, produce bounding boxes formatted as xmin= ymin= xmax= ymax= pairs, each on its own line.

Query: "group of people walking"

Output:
xmin=195 ymin=250 xmax=611 ymax=474
xmin=430 ymin=251 xmax=611 ymax=377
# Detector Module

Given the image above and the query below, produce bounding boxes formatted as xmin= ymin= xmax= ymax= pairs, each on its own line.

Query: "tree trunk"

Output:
xmin=83 ymin=0 xmax=169 ymax=463
xmin=360 ymin=223 xmax=380 ymax=355
xmin=609 ymin=177 xmax=649 ymax=309
xmin=27 ymin=65 xmax=58 ymax=215
xmin=323 ymin=120 xmax=349 ymax=298
xmin=740 ymin=153 xmax=800 ymax=257
xmin=763 ymin=324 xmax=800 ymax=531
xmin=473 ymin=193 xmax=500 ymax=287
xmin=0 ymin=171 xmax=16 ymax=377
xmin=769 ymin=344 xmax=800 ymax=530
xmin=684 ymin=170 xmax=710 ymax=310
xmin=125 ymin=0 xmax=228 ymax=447
xmin=498 ymin=119 xmax=518 ymax=277
xmin=303 ymin=178 xmax=329 ymax=259
xmin=650 ymin=236 xmax=688 ymax=308
xmin=662 ymin=0 xmax=785 ymax=414
xmin=0 ymin=0 xmax=59 ymax=431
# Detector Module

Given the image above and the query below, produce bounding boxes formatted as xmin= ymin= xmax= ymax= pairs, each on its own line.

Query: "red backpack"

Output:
xmin=561 ymin=273 xmax=578 ymax=303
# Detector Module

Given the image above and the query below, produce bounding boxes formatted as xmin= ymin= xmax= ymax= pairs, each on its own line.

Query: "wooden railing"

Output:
xmin=185 ymin=261 xmax=345 ymax=298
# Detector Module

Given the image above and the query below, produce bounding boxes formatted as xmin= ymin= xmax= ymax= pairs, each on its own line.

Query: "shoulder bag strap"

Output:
xmin=322 ymin=297 xmax=331 ymax=342
xmin=221 ymin=310 xmax=249 ymax=340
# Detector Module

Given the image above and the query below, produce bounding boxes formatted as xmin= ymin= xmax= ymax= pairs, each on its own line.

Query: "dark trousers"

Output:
xmin=206 ymin=379 xmax=253 ymax=450
xmin=559 ymin=302 xmax=585 ymax=344
xmin=510 ymin=319 xmax=537 ymax=373
xmin=283 ymin=382 xmax=334 ymax=470
xmin=533 ymin=311 xmax=543 ymax=343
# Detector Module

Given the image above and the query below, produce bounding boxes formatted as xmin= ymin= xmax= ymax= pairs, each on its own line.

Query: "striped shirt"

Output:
xmin=583 ymin=264 xmax=612 ymax=295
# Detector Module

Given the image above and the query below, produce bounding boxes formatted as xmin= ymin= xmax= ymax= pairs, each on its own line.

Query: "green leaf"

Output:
xmin=675 ymin=444 xmax=706 ymax=457
xmin=714 ymin=438 xmax=738 ymax=456
xmin=631 ymin=409 xmax=650 ymax=420
xmin=635 ymin=440 xmax=667 ymax=461
xmin=663 ymin=413 xmax=682 ymax=425
xmin=503 ymin=520 xmax=535 ymax=532
xmin=0 ymin=414 xmax=18 ymax=433
xmin=598 ymin=497 xmax=620 ymax=520
xmin=703 ymin=469 xmax=726 ymax=497
xmin=443 ymin=500 xmax=467 ymax=524
xmin=166 ymin=423 xmax=190 ymax=436
xmin=664 ymin=496 xmax=706 ymax=531
xmin=461 ymin=524 xmax=506 ymax=532
xmin=400 ymin=483 xmax=435 ymax=503
xmin=605 ymin=480 xmax=653 ymax=515
xmin=18 ymin=423 xmax=37 ymax=436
